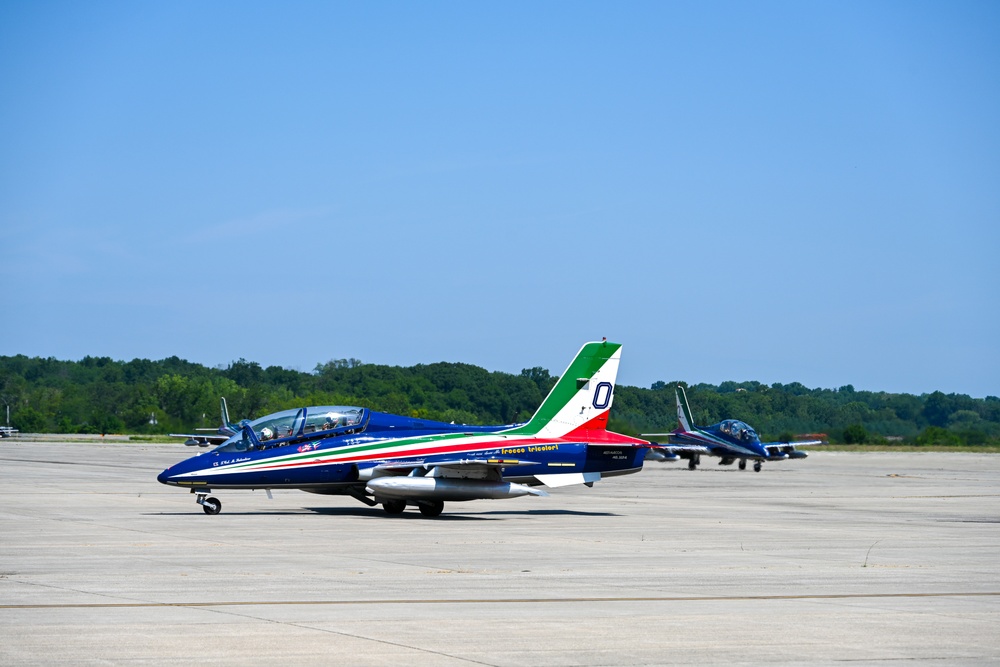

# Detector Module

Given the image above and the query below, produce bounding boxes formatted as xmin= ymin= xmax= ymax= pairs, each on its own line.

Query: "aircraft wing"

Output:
xmin=423 ymin=458 xmax=541 ymax=469
xmin=763 ymin=439 xmax=826 ymax=449
xmin=763 ymin=439 xmax=826 ymax=460
xmin=656 ymin=444 xmax=712 ymax=455
xmin=640 ymin=434 xmax=712 ymax=455
xmin=169 ymin=433 xmax=229 ymax=447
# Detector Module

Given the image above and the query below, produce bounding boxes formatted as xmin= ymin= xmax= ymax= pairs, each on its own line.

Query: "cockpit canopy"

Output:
xmin=215 ymin=406 xmax=365 ymax=452
xmin=719 ymin=419 xmax=757 ymax=441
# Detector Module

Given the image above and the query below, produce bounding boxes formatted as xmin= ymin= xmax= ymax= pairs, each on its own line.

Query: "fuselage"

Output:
xmin=157 ymin=408 xmax=647 ymax=493
xmin=668 ymin=419 xmax=773 ymax=460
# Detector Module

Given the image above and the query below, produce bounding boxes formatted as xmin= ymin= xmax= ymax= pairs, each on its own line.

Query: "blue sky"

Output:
xmin=1 ymin=1 xmax=998 ymax=397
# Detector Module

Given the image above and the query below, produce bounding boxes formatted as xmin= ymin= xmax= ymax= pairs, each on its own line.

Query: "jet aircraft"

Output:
xmin=169 ymin=398 xmax=238 ymax=446
xmin=157 ymin=340 xmax=655 ymax=517
xmin=642 ymin=385 xmax=824 ymax=472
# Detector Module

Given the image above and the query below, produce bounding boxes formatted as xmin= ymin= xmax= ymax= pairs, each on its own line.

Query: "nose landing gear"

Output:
xmin=195 ymin=492 xmax=222 ymax=514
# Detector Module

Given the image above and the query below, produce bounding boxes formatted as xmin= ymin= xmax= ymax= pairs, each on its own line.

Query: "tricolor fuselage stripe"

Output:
xmin=171 ymin=434 xmax=582 ymax=479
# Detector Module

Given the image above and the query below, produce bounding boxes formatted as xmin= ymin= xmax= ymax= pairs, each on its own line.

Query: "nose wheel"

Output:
xmin=196 ymin=492 xmax=222 ymax=514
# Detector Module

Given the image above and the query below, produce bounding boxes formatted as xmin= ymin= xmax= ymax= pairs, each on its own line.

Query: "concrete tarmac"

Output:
xmin=1 ymin=440 xmax=998 ymax=665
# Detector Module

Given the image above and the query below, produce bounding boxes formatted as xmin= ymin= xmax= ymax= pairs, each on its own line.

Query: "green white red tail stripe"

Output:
xmin=676 ymin=385 xmax=694 ymax=432
xmin=505 ymin=341 xmax=622 ymax=439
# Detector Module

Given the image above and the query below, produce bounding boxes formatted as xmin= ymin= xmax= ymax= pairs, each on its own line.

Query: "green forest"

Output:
xmin=1 ymin=354 xmax=998 ymax=446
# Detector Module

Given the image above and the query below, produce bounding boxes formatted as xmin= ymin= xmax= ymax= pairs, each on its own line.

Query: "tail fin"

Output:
xmin=220 ymin=397 xmax=237 ymax=435
xmin=506 ymin=340 xmax=622 ymax=438
xmin=676 ymin=385 xmax=694 ymax=431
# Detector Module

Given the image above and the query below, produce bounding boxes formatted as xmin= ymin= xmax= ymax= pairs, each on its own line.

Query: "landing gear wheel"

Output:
xmin=418 ymin=500 xmax=444 ymax=518
xmin=202 ymin=497 xmax=222 ymax=515
xmin=688 ymin=458 xmax=698 ymax=470
xmin=753 ymin=462 xmax=762 ymax=472
xmin=739 ymin=459 xmax=747 ymax=470
xmin=382 ymin=499 xmax=406 ymax=515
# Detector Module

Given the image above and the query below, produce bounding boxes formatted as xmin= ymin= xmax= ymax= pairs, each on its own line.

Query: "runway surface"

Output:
xmin=1 ymin=441 xmax=998 ymax=665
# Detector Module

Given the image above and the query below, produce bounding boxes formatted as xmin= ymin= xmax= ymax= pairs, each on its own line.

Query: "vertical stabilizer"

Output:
xmin=676 ymin=385 xmax=694 ymax=431
xmin=506 ymin=341 xmax=622 ymax=439
xmin=220 ymin=397 xmax=236 ymax=435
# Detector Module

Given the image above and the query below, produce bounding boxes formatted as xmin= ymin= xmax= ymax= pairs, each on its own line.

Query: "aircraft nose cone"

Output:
xmin=157 ymin=469 xmax=172 ymax=485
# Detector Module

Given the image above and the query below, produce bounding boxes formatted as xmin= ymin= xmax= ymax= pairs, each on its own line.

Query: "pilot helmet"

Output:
xmin=260 ymin=427 xmax=274 ymax=441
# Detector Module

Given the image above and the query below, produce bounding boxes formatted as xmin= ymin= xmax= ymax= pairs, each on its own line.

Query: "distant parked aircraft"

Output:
xmin=642 ymin=385 xmax=825 ymax=472
xmin=169 ymin=398 xmax=238 ymax=446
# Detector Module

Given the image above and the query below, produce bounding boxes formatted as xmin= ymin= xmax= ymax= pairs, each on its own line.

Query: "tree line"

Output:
xmin=1 ymin=354 xmax=998 ymax=446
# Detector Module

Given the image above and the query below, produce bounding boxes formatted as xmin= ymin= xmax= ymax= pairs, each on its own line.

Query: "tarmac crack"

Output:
xmin=151 ymin=603 xmax=500 ymax=667
xmin=4 ymin=591 xmax=999 ymax=610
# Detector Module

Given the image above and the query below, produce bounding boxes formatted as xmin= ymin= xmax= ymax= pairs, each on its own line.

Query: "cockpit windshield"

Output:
xmin=215 ymin=406 xmax=365 ymax=452
xmin=719 ymin=420 xmax=757 ymax=441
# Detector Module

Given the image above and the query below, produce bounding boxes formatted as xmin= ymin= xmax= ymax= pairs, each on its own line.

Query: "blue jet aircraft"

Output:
xmin=157 ymin=341 xmax=657 ymax=517
xmin=169 ymin=397 xmax=238 ymax=446
xmin=642 ymin=385 xmax=825 ymax=472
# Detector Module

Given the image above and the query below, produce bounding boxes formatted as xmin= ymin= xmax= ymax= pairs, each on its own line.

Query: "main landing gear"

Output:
xmin=381 ymin=499 xmax=406 ymax=515
xmin=753 ymin=461 xmax=762 ymax=472
xmin=380 ymin=499 xmax=445 ymax=517
xmin=195 ymin=492 xmax=222 ymax=515
xmin=687 ymin=454 xmax=701 ymax=470
xmin=739 ymin=459 xmax=747 ymax=470
xmin=418 ymin=500 xmax=444 ymax=517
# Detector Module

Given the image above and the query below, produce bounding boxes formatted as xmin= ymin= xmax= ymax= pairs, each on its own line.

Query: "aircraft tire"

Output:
xmin=753 ymin=462 xmax=762 ymax=472
xmin=202 ymin=497 xmax=222 ymax=515
xmin=688 ymin=459 xmax=697 ymax=470
xmin=739 ymin=459 xmax=747 ymax=470
xmin=418 ymin=500 xmax=444 ymax=518
xmin=382 ymin=499 xmax=406 ymax=515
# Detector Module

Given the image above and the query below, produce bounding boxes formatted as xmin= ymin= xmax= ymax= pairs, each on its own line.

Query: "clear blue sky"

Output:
xmin=1 ymin=1 xmax=998 ymax=397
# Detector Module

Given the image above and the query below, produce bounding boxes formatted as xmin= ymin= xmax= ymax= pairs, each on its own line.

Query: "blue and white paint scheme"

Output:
xmin=157 ymin=341 xmax=655 ymax=517
xmin=642 ymin=386 xmax=825 ymax=472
